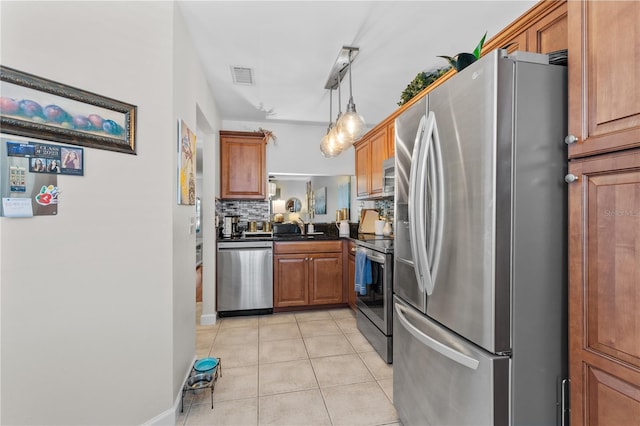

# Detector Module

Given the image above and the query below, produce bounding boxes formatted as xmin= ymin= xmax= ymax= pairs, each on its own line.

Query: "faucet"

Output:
xmin=295 ymin=217 xmax=305 ymax=235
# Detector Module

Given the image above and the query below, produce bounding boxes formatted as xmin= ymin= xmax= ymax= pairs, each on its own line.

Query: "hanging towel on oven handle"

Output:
xmin=355 ymin=247 xmax=372 ymax=296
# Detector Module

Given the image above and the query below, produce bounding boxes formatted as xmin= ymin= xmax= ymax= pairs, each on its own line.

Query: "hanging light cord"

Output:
xmin=327 ymin=88 xmax=333 ymax=131
xmin=347 ymin=50 xmax=355 ymax=107
xmin=337 ymin=77 xmax=342 ymax=119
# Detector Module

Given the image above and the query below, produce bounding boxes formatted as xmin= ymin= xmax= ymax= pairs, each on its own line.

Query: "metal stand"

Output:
xmin=181 ymin=358 xmax=222 ymax=412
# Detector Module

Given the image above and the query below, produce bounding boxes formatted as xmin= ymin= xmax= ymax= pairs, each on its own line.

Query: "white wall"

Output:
xmin=171 ymin=1 xmax=222 ymax=415
xmin=0 ymin=2 xmax=221 ymax=424
xmin=222 ymin=120 xmax=355 ymax=176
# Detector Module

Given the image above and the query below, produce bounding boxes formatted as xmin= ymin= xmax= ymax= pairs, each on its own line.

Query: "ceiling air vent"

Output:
xmin=231 ymin=66 xmax=254 ymax=85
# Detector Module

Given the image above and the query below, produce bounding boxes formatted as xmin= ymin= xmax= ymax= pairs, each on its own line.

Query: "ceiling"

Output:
xmin=178 ymin=0 xmax=537 ymax=129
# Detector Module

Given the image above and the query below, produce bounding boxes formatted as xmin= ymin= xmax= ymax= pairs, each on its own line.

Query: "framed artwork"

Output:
xmin=178 ymin=119 xmax=196 ymax=205
xmin=0 ymin=65 xmax=136 ymax=154
xmin=314 ymin=186 xmax=327 ymax=214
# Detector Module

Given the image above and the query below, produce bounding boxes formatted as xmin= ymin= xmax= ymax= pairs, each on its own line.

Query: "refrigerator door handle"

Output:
xmin=395 ymin=302 xmax=480 ymax=370
xmin=429 ymin=112 xmax=445 ymax=291
xmin=409 ymin=114 xmax=428 ymax=294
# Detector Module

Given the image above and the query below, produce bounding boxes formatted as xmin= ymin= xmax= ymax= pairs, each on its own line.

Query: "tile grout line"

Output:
xmin=190 ymin=309 xmax=394 ymax=425
xmin=256 ymin=319 xmax=261 ymax=426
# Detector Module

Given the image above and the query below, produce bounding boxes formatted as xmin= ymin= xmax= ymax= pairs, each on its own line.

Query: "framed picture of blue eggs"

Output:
xmin=0 ymin=65 xmax=136 ymax=154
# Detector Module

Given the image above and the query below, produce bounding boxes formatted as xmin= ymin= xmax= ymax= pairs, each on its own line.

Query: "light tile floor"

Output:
xmin=179 ymin=304 xmax=400 ymax=426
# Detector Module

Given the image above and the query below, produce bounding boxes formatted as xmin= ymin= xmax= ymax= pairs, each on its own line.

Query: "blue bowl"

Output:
xmin=194 ymin=357 xmax=219 ymax=373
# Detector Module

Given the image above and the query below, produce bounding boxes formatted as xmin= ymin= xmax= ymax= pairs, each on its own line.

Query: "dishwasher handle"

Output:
xmin=218 ymin=241 xmax=273 ymax=250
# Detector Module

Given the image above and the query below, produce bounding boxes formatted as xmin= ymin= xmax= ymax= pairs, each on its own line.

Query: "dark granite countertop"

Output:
xmin=216 ymin=222 xmax=393 ymax=251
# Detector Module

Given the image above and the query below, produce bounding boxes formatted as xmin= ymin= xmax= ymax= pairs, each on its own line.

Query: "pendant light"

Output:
xmin=320 ymin=89 xmax=342 ymax=157
xmin=336 ymin=49 xmax=366 ymax=144
xmin=333 ymin=79 xmax=350 ymax=150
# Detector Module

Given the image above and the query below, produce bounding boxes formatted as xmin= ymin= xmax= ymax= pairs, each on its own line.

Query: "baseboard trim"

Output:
xmin=200 ymin=313 xmax=217 ymax=325
xmin=143 ymin=355 xmax=198 ymax=425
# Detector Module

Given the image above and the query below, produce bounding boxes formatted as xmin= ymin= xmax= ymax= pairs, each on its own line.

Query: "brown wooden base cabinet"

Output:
xmin=568 ymin=149 xmax=640 ymax=425
xmin=196 ymin=265 xmax=202 ymax=303
xmin=274 ymin=241 xmax=344 ymax=309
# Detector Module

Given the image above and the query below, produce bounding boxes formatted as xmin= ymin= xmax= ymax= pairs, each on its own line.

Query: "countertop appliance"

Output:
xmin=217 ymin=240 xmax=273 ymax=316
xmin=355 ymin=236 xmax=393 ymax=363
xmin=222 ymin=215 xmax=241 ymax=238
xmin=393 ymin=50 xmax=568 ymax=425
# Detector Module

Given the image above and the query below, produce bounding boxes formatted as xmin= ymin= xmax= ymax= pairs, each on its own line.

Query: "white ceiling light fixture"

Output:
xmin=336 ymin=48 xmax=366 ymax=144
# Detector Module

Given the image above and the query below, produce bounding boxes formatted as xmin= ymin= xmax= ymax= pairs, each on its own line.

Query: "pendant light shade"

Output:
xmin=320 ymin=88 xmax=342 ymax=157
xmin=320 ymin=127 xmax=341 ymax=157
xmin=333 ymin=81 xmax=351 ymax=150
xmin=336 ymin=106 xmax=365 ymax=143
xmin=336 ymin=49 xmax=365 ymax=144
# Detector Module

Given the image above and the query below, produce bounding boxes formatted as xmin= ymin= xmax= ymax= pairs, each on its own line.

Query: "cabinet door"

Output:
xmin=369 ymin=128 xmax=387 ymax=196
xmin=568 ymin=1 xmax=640 ymax=158
xmin=386 ymin=122 xmax=395 ymax=159
xmin=503 ymin=31 xmax=527 ymax=53
xmin=220 ymin=132 xmax=266 ymax=199
xmin=526 ymin=1 xmax=567 ymax=54
xmin=274 ymin=254 xmax=308 ymax=307
xmin=355 ymin=140 xmax=370 ymax=197
xmin=568 ymin=149 xmax=640 ymax=425
xmin=309 ymin=253 xmax=343 ymax=305
xmin=196 ymin=265 xmax=203 ymax=303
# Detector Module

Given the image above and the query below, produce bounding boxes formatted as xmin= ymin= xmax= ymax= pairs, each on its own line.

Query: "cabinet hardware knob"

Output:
xmin=564 ymin=135 xmax=578 ymax=145
xmin=564 ymin=174 xmax=579 ymax=183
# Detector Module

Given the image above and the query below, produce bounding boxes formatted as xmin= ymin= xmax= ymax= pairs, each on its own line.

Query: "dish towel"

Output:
xmin=355 ymin=248 xmax=372 ymax=296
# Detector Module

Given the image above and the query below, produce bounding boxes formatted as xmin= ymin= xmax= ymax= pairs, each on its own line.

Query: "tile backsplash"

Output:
xmin=374 ymin=199 xmax=394 ymax=223
xmin=214 ymin=198 xmax=394 ymax=231
xmin=216 ymin=199 xmax=270 ymax=229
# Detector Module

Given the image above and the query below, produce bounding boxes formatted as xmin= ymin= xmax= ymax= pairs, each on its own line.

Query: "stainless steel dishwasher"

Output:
xmin=216 ymin=240 xmax=273 ymax=316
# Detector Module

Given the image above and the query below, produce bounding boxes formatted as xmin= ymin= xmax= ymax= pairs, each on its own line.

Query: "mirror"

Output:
xmin=269 ymin=174 xmax=354 ymax=221
xmin=286 ymin=197 xmax=302 ymax=212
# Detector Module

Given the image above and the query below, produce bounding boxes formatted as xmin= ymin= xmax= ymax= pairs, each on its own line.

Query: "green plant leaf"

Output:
xmin=437 ymin=55 xmax=456 ymax=68
xmin=397 ymin=67 xmax=450 ymax=106
xmin=473 ymin=31 xmax=487 ymax=59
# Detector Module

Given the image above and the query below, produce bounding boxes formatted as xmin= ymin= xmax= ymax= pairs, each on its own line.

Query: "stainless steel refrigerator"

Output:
xmin=393 ymin=50 xmax=569 ymax=426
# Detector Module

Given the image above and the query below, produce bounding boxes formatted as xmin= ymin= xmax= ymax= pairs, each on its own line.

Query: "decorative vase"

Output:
xmin=438 ymin=52 xmax=477 ymax=72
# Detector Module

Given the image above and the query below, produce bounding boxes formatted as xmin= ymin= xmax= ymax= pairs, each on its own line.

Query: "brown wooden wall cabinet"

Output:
xmin=502 ymin=1 xmax=567 ymax=54
xmin=220 ymin=131 xmax=267 ymax=199
xmin=567 ymin=2 xmax=640 ymax=424
xmin=567 ymin=1 xmax=640 ymax=159
xmin=353 ymin=0 xmax=567 ymax=201
xmin=274 ymin=241 xmax=344 ymax=309
xmin=354 ymin=123 xmax=392 ymax=199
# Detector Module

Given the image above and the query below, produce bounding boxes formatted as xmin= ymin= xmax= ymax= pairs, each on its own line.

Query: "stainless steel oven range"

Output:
xmin=355 ymin=237 xmax=393 ymax=363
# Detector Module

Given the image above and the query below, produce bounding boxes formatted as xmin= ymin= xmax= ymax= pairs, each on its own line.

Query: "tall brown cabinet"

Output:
xmin=567 ymin=1 xmax=640 ymax=424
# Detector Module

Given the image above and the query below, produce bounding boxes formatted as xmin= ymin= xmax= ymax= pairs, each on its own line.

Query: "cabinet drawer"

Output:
xmin=274 ymin=240 xmax=342 ymax=254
